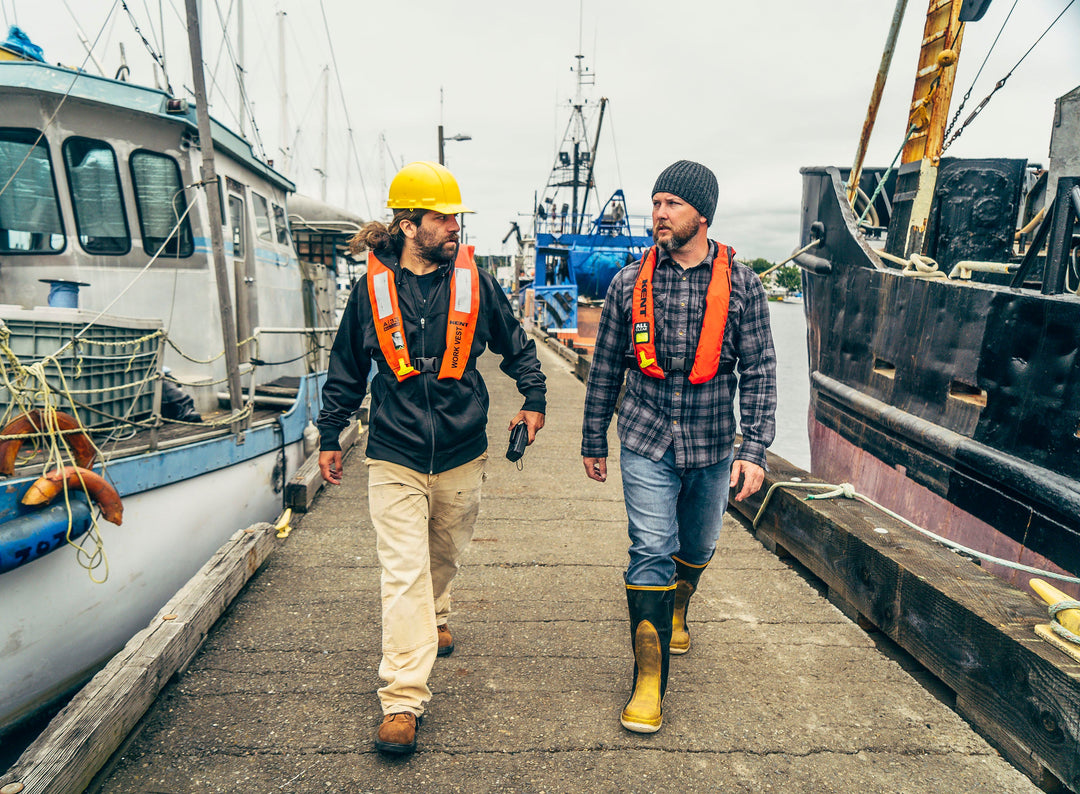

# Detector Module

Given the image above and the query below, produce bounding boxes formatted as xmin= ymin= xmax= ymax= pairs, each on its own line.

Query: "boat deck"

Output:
xmin=6 ymin=402 xmax=293 ymax=477
xmin=74 ymin=349 xmax=1040 ymax=793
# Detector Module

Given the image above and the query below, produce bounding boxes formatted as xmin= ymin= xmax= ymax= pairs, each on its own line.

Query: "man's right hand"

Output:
xmin=319 ymin=451 xmax=343 ymax=485
xmin=583 ymin=456 xmax=607 ymax=483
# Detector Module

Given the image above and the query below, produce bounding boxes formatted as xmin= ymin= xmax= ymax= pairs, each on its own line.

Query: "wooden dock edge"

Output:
xmin=284 ymin=415 xmax=363 ymax=513
xmin=0 ymin=521 xmax=279 ymax=794
xmin=1 ymin=416 xmax=370 ymax=794
xmin=527 ymin=324 xmax=591 ymax=383
xmin=729 ymin=449 xmax=1080 ymax=792
xmin=555 ymin=340 xmax=1080 ymax=791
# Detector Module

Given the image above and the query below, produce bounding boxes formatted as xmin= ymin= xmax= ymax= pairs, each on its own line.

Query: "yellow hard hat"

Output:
xmin=386 ymin=161 xmax=473 ymax=214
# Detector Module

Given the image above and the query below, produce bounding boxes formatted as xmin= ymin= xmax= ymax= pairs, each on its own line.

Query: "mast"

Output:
xmin=570 ymin=52 xmax=589 ymax=233
xmin=277 ymin=10 xmax=290 ymax=175
xmin=184 ymin=0 xmax=245 ymax=428
xmin=572 ymin=139 xmax=580 ymax=234
xmin=237 ymin=0 xmax=246 ymax=138
xmin=901 ymin=0 xmax=965 ymax=164
xmin=847 ymin=0 xmax=908 ymax=206
xmin=320 ymin=66 xmax=330 ymax=202
xmin=898 ymin=0 xmax=965 ymax=256
xmin=537 ymin=51 xmax=595 ymax=236
xmin=579 ymin=96 xmax=607 ymax=233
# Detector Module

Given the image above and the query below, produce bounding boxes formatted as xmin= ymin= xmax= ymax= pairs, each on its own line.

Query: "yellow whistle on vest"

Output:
xmin=638 ymin=352 xmax=655 ymax=368
xmin=396 ymin=359 xmax=416 ymax=377
xmin=1030 ymin=578 xmax=1080 ymax=635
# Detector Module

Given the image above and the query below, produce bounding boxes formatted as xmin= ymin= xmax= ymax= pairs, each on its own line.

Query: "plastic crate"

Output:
xmin=0 ymin=307 xmax=163 ymax=428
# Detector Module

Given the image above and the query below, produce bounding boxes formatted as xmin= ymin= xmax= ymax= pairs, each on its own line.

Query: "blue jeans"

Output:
xmin=619 ymin=445 xmax=733 ymax=587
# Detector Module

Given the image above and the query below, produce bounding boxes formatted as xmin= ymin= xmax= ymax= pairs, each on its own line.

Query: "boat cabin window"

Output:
xmin=272 ymin=203 xmax=289 ymax=245
xmin=62 ymin=137 xmax=130 ymax=255
xmin=228 ymin=194 xmax=245 ymax=258
xmin=130 ymin=150 xmax=194 ymax=258
xmin=253 ymin=193 xmax=273 ymax=241
xmin=0 ymin=128 xmax=66 ymax=254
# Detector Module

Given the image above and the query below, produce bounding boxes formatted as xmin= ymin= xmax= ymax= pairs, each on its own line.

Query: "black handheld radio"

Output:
xmin=506 ymin=422 xmax=529 ymax=462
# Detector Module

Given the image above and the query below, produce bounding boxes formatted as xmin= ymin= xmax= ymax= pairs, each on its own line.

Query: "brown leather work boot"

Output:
xmin=437 ymin=623 xmax=454 ymax=657
xmin=374 ymin=712 xmax=421 ymax=755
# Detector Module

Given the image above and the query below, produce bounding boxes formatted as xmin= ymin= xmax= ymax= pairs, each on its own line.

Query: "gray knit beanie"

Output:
xmin=652 ymin=160 xmax=718 ymax=226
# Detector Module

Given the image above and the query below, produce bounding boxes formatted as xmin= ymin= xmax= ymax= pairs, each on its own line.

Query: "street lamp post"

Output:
xmin=438 ymin=124 xmax=472 ymax=165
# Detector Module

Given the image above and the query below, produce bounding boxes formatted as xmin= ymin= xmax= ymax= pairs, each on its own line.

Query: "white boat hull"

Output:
xmin=0 ymin=437 xmax=304 ymax=730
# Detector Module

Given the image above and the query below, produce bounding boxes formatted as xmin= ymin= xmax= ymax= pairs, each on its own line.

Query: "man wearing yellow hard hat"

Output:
xmin=316 ymin=161 xmax=546 ymax=755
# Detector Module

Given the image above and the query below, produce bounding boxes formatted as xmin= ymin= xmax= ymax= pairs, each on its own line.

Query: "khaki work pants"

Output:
xmin=366 ymin=453 xmax=486 ymax=716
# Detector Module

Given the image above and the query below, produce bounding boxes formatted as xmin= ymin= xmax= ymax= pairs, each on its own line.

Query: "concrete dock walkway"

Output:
xmin=92 ymin=345 xmax=1038 ymax=793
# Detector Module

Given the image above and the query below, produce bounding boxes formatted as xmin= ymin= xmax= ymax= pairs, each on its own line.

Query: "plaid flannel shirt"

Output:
xmin=581 ymin=240 xmax=777 ymax=469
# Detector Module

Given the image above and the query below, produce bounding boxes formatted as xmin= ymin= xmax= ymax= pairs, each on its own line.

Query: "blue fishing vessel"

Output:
xmin=525 ymin=53 xmax=651 ymax=340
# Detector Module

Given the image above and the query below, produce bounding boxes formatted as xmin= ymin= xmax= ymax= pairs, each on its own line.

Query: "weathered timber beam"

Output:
xmin=728 ymin=448 xmax=1080 ymax=790
xmin=284 ymin=417 xmax=363 ymax=513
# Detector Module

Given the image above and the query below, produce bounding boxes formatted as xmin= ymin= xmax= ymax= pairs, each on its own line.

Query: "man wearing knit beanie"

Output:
xmin=581 ymin=159 xmax=777 ymax=734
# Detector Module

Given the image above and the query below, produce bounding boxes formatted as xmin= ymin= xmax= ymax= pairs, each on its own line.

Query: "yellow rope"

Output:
xmin=877 ymin=250 xmax=948 ymax=279
xmin=0 ymin=317 xmax=306 ymax=582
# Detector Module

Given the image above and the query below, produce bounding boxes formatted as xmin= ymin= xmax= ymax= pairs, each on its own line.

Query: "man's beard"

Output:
xmin=653 ymin=216 xmax=698 ymax=252
xmin=415 ymin=223 xmax=458 ymax=265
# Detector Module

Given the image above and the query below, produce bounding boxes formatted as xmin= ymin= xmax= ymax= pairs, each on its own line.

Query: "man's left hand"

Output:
xmin=509 ymin=410 xmax=545 ymax=444
xmin=730 ymin=460 xmax=765 ymax=502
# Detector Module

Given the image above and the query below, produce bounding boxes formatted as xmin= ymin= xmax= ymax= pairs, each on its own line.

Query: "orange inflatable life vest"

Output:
xmin=632 ymin=243 xmax=733 ymax=384
xmin=367 ymin=244 xmax=480 ymax=382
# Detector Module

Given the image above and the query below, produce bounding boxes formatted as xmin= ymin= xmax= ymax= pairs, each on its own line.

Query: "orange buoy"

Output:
xmin=0 ymin=410 xmax=95 ymax=475
xmin=21 ymin=466 xmax=123 ymax=525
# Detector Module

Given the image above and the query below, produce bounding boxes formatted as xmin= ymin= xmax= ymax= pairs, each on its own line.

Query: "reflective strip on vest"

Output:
xmin=367 ymin=245 xmax=480 ymax=383
xmin=631 ymin=243 xmax=733 ymax=385
xmin=372 ymin=271 xmax=395 ymax=320
xmin=438 ymin=244 xmax=480 ymax=379
xmin=367 ymin=253 xmax=416 ymax=380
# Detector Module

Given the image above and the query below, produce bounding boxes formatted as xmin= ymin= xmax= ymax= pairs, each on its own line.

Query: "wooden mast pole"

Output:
xmin=847 ymin=0 xmax=909 ymax=207
xmin=899 ymin=0 xmax=966 ymax=256
xmin=184 ymin=0 xmax=246 ymax=432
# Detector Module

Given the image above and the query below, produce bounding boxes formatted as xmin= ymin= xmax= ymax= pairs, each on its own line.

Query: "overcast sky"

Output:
xmin=4 ymin=0 xmax=1077 ymax=261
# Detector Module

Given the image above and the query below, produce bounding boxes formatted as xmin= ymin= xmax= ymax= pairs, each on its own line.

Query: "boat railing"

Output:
xmin=0 ymin=320 xmax=337 ymax=459
xmin=248 ymin=325 xmax=335 ymax=378
xmin=535 ymin=212 xmax=652 ymax=240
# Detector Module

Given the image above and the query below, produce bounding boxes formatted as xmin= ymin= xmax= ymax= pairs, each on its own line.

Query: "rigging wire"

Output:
xmin=59 ymin=0 xmax=107 ymax=77
xmin=209 ymin=0 xmax=267 ymax=160
xmin=206 ymin=0 xmax=237 ymax=108
xmin=247 ymin=8 xmax=292 ymax=166
xmin=0 ymin=0 xmax=121 ymax=204
xmin=200 ymin=0 xmax=259 ymax=136
xmin=943 ymin=0 xmax=1076 ymax=151
xmin=120 ymin=0 xmax=173 ymax=95
xmin=946 ymin=0 xmax=1019 ymax=141
xmin=138 ymin=0 xmax=164 ymax=62
xmin=604 ymin=103 xmax=626 ymax=212
xmin=943 ymin=0 xmax=1019 ymax=142
xmin=318 ymin=0 xmax=373 ymax=217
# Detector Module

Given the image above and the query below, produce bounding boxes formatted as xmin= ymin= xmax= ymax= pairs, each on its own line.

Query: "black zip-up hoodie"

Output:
xmin=317 ymin=245 xmax=546 ymax=474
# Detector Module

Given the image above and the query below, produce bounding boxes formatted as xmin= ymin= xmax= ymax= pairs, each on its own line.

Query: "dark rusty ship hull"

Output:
xmin=799 ymin=166 xmax=1080 ymax=595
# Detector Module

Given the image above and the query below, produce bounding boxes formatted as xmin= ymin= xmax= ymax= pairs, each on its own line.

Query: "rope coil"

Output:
xmin=1048 ymin=601 xmax=1080 ymax=644
xmin=752 ymin=480 xmax=1080 ymax=586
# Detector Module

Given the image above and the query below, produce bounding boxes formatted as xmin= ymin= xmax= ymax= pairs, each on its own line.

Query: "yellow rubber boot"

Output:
xmin=670 ymin=579 xmax=695 ymax=655
xmin=621 ymin=619 xmax=664 ymax=733
xmin=671 ymin=556 xmax=710 ymax=655
xmin=621 ymin=585 xmax=675 ymax=734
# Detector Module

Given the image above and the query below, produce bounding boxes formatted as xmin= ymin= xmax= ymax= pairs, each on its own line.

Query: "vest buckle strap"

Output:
xmin=663 ymin=356 xmax=689 ymax=372
xmin=414 ymin=356 xmax=440 ymax=374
